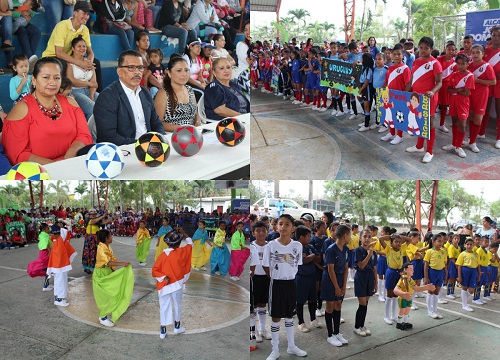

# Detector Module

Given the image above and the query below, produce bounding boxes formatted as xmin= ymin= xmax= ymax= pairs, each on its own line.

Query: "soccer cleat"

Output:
xmin=266 ymin=350 xmax=280 ymax=360
xmin=406 ymin=145 xmax=425 ymax=153
xmin=310 ymin=319 xmax=322 ymax=328
xmin=335 ymin=333 xmax=348 ymax=344
xmin=462 ymin=305 xmax=474 ymax=312
xmin=358 ymin=126 xmax=370 ymax=132
xmin=361 ymin=326 xmax=371 ymax=335
xmin=99 ymin=316 xmax=115 ymax=327
xmin=422 ymin=152 xmax=434 ymax=163
xmin=287 ymin=345 xmax=307 ymax=357
xmin=383 ymin=317 xmax=393 ymax=325
xmin=455 ymin=147 xmax=466 ymax=158
xmin=160 ymin=326 xmax=167 ymax=339
xmin=442 ymin=144 xmax=455 ymax=151
xmin=381 ymin=133 xmax=394 ymax=141
xmin=353 ymin=327 xmax=367 ymax=336
xmin=438 ymin=125 xmax=449 ymax=133
xmin=390 ymin=136 xmax=403 ymax=145
xmin=298 ymin=323 xmax=310 ymax=333
xmin=327 ymin=335 xmax=343 ymax=347
xmin=468 ymin=143 xmax=480 ymax=153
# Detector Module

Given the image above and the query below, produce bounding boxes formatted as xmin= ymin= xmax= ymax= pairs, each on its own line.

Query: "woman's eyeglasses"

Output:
xmin=119 ymin=65 xmax=146 ymax=72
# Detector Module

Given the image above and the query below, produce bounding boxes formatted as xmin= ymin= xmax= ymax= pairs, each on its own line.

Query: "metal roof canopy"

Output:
xmin=252 ymin=0 xmax=282 ymax=13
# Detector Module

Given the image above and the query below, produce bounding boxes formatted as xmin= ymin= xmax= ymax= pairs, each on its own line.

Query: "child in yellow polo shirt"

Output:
xmin=423 ymin=234 xmax=448 ymax=319
xmin=393 ymin=262 xmax=435 ymax=330
xmin=473 ymin=236 xmax=491 ymax=304
xmin=484 ymin=242 xmax=499 ymax=301
xmin=456 ymin=238 xmax=481 ymax=312
xmin=446 ymin=234 xmax=461 ymax=299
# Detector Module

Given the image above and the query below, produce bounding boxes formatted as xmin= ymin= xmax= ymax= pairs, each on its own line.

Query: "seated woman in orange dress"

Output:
xmin=2 ymin=57 xmax=93 ymax=165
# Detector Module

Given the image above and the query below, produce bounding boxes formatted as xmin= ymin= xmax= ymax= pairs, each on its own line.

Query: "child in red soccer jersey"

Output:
xmin=405 ymin=37 xmax=443 ymax=163
xmin=479 ymin=25 xmax=500 ymax=149
xmin=467 ymin=44 xmax=496 ymax=153
xmin=380 ymin=44 xmax=412 ymax=144
xmin=437 ymin=42 xmax=457 ymax=133
xmin=442 ymin=54 xmax=475 ymax=158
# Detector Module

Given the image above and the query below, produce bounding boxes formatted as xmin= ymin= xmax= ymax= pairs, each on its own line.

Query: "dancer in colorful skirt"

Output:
xmin=192 ymin=220 xmax=213 ymax=271
xmin=210 ymin=221 xmax=231 ymax=275
xmin=136 ymin=220 xmax=152 ymax=266
xmin=229 ymin=221 xmax=249 ymax=281
xmin=27 ymin=223 xmax=53 ymax=291
xmin=82 ymin=209 xmax=109 ymax=274
xmin=155 ymin=218 xmax=173 ymax=261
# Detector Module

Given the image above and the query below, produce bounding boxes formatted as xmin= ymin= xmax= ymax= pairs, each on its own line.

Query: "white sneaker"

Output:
xmin=455 ymin=147 xmax=466 ymax=158
xmin=462 ymin=305 xmax=474 ymax=312
xmin=442 ymin=144 xmax=455 ymax=151
xmin=482 ymin=296 xmax=492 ymax=302
xmin=261 ymin=330 xmax=272 ymax=340
xmin=410 ymin=304 xmax=419 ymax=310
xmin=378 ymin=296 xmax=386 ymax=302
xmin=230 ymin=276 xmax=239 ymax=281
xmin=290 ymin=97 xmax=295 ymax=101
xmin=357 ymin=121 xmax=365 ymax=127
xmin=287 ymin=345 xmax=307 ymax=357
xmin=428 ymin=312 xmax=438 ymax=319
xmin=335 ymin=111 xmax=344 ymax=117
xmin=193 ymin=267 xmax=200 ymax=271
xmin=435 ymin=313 xmax=443 ymax=319
xmin=292 ymin=100 xmax=300 ymax=105
xmin=467 ymin=142 xmax=480 ymax=153
xmin=383 ymin=317 xmax=393 ymax=325
xmin=422 ymin=152 xmax=434 ymax=163
xmin=438 ymin=298 xmax=448 ymax=304
xmin=381 ymin=133 xmax=394 ymax=141
xmin=276 ymin=93 xmax=283 ymax=96
xmin=319 ymin=107 xmax=327 ymax=112
xmin=54 ymin=298 xmax=69 ymax=307
xmin=283 ymin=96 xmax=288 ymax=100
xmin=438 ymin=125 xmax=449 ymax=133
xmin=300 ymin=102 xmax=310 ymax=107
xmin=340 ymin=317 xmax=345 ymax=323
xmin=445 ymin=294 xmax=455 ymax=299
xmin=298 ymin=323 xmax=310 ymax=333
xmin=173 ymin=326 xmax=186 ymax=334
xmin=353 ymin=327 xmax=366 ymax=336
xmin=477 ymin=299 xmax=486 ymax=304
xmin=390 ymin=135 xmax=403 ymax=145
xmin=348 ymin=114 xmax=357 ymax=120
xmin=495 ymin=139 xmax=500 ymax=149
xmin=139 ymin=262 xmax=146 ymax=266
xmin=99 ymin=316 xmax=115 ymax=327
xmin=369 ymin=123 xmax=379 ymax=130
xmin=358 ymin=126 xmax=370 ymax=132
xmin=214 ymin=271 xmax=221 ymax=275
xmin=315 ymin=309 xmax=323 ymax=317
xmin=160 ymin=326 xmax=167 ymax=339
xmin=42 ymin=285 xmax=54 ymax=292
xmin=406 ymin=145 xmax=425 ymax=153
xmin=335 ymin=333 xmax=348 ymax=344
xmin=378 ymin=126 xmax=389 ymax=133
xmin=331 ymin=110 xmax=337 ymax=116
xmin=310 ymin=319 xmax=322 ymax=328
xmin=321 ymin=309 xmax=325 ymax=316
xmin=266 ymin=350 xmax=280 ymax=360
xmin=349 ymin=109 xmax=355 ymax=115
xmin=361 ymin=327 xmax=371 ymax=335
xmin=199 ymin=266 xmax=207 ymax=271
xmin=327 ymin=335 xmax=343 ymax=347
xmin=255 ymin=331 xmax=263 ymax=343
xmin=477 ymin=134 xmax=486 ymax=139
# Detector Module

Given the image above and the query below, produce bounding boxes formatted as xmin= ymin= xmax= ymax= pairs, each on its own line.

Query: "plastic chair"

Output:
xmin=198 ymin=94 xmax=212 ymax=123
xmin=87 ymin=114 xmax=97 ymax=141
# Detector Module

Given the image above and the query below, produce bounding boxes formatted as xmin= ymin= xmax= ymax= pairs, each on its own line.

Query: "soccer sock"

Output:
xmin=451 ymin=125 xmax=458 ymax=147
xmin=397 ymin=130 xmax=403 ymax=138
xmin=322 ymin=94 xmax=328 ymax=107
xmin=461 ymin=290 xmax=468 ymax=308
xmin=389 ymin=126 xmax=396 ymax=136
xmin=469 ymin=122 xmax=480 ymax=144
xmin=250 ymin=316 xmax=256 ymax=347
xmin=298 ymin=90 xmax=302 ymax=101
xmin=385 ymin=297 xmax=391 ymax=318
xmin=360 ymin=304 xmax=368 ymax=328
xmin=447 ymin=283 xmax=452 ymax=295
xmin=391 ymin=297 xmax=398 ymax=319
xmin=317 ymin=292 xmax=322 ymax=310
xmin=457 ymin=129 xmax=466 ymax=149
xmin=337 ymin=97 xmax=344 ymax=112
xmin=296 ymin=303 xmax=305 ymax=324
xmin=305 ymin=94 xmax=310 ymax=104
xmin=403 ymin=314 xmax=409 ymax=323
xmin=257 ymin=307 xmax=267 ymax=333
xmin=308 ymin=301 xmax=317 ymax=321
xmin=351 ymin=99 xmax=358 ymax=115
xmin=378 ymin=279 xmax=384 ymax=296
xmin=383 ymin=283 xmax=387 ymax=298
xmin=355 ymin=304 xmax=367 ymax=329
xmin=365 ymin=112 xmax=371 ymax=127
xmin=473 ymin=286 xmax=480 ymax=300
xmin=270 ymin=321 xmax=280 ymax=352
xmin=440 ymin=107 xmax=446 ymax=126
xmin=397 ymin=315 xmax=403 ymax=324
xmin=479 ymin=113 xmax=489 ymax=136
xmin=317 ymin=96 xmax=322 ymax=108
xmin=313 ymin=96 xmax=317 ymax=106
xmin=284 ymin=318 xmax=295 ymax=348
xmin=332 ymin=96 xmax=338 ymax=110
xmin=411 ymin=290 xmax=416 ymax=304
xmin=174 ymin=321 xmax=181 ymax=329
xmin=433 ymin=294 xmax=439 ymax=313
xmin=426 ymin=128 xmax=436 ymax=154
xmin=346 ymin=98 xmax=351 ymax=110
xmin=497 ymin=118 xmax=500 ymax=140
xmin=332 ymin=309 xmax=341 ymax=335
xmin=452 ymin=283 xmax=456 ymax=295
xmin=325 ymin=311 xmax=333 ymax=337
xmin=426 ymin=293 xmax=432 ymax=314
xmin=416 ymin=136 xmax=425 ymax=149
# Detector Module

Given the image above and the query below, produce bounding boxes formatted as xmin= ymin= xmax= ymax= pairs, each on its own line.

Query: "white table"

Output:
xmin=1 ymin=114 xmax=249 ymax=180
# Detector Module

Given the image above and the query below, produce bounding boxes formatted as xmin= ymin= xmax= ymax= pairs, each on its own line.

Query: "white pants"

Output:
xmin=53 ymin=272 xmax=68 ymax=299
xmin=159 ymin=289 xmax=183 ymax=326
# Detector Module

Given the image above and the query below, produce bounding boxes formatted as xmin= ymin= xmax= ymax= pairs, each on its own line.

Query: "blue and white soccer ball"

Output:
xmin=85 ymin=143 xmax=125 ymax=179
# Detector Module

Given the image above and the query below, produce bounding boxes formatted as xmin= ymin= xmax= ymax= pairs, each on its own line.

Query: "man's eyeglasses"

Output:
xmin=119 ymin=65 xmax=146 ymax=72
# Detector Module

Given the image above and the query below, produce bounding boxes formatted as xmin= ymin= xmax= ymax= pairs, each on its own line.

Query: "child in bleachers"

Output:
xmin=10 ymin=54 xmax=31 ymax=105
xmin=59 ymin=78 xmax=73 ymax=97
xmin=145 ymin=48 xmax=165 ymax=99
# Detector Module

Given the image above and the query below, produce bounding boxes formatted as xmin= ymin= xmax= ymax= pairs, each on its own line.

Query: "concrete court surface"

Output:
xmin=0 ymin=236 xmax=249 ymax=360
xmin=250 ymin=286 xmax=500 ymax=360
xmin=251 ymin=90 xmax=500 ymax=180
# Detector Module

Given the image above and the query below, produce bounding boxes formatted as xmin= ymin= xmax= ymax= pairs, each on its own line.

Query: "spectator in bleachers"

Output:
xmin=93 ymin=0 xmax=135 ymax=51
xmin=153 ymin=55 xmax=200 ymax=132
xmin=183 ymin=39 xmax=206 ymax=101
xmin=42 ymin=1 xmax=103 ymax=92
xmin=233 ymin=19 xmax=249 ymax=78
xmin=66 ymin=35 xmax=98 ymax=120
xmin=203 ymin=57 xmax=249 ymax=120
xmin=0 ymin=0 xmax=15 ymax=72
xmin=211 ymin=33 xmax=235 ymax=66
xmin=12 ymin=2 xmax=41 ymax=68
xmin=44 ymin=0 xmax=74 ymax=33
xmin=2 ymin=57 xmax=93 ymax=165
xmin=124 ymin=0 xmax=160 ymax=34
xmin=158 ymin=0 xmax=197 ymax=55
xmin=186 ymin=0 xmax=221 ymax=41
xmin=94 ymin=50 xmax=166 ymax=146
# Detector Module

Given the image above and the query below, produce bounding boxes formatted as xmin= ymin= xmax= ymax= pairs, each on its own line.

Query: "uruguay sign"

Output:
xmin=320 ymin=59 xmax=363 ymax=96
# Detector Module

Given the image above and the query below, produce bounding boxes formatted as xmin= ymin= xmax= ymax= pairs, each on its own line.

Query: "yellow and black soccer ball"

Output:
xmin=134 ymin=132 xmax=170 ymax=167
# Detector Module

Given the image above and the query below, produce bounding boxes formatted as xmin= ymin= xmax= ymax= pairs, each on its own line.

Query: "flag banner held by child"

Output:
xmin=376 ymin=88 xmax=431 ymax=140
xmin=6 ymin=221 xmax=26 ymax=237
xmin=320 ymin=59 xmax=363 ymax=96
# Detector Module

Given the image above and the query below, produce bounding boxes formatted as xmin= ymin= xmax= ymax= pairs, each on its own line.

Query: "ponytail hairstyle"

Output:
xmin=163 ymin=56 xmax=189 ymax=117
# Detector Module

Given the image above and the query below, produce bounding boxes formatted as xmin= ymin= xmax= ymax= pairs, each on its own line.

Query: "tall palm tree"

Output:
xmin=47 ymin=180 xmax=70 ymax=206
xmin=287 ymin=8 xmax=310 ymax=38
xmin=190 ymin=180 xmax=213 ymax=210
xmin=320 ymin=22 xmax=336 ymax=40
xmin=391 ymin=18 xmax=407 ymax=42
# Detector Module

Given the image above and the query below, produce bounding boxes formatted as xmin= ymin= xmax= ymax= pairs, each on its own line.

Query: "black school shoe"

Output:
xmin=404 ymin=322 xmax=413 ymax=329
xmin=1 ymin=43 xmax=15 ymax=51
xmin=396 ymin=323 xmax=407 ymax=330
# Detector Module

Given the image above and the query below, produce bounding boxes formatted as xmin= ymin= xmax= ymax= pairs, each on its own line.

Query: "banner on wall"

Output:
xmin=6 ymin=221 xmax=26 ymax=237
xmin=375 ymin=88 xmax=431 ymax=140
xmin=465 ymin=9 xmax=500 ymax=45
xmin=320 ymin=59 xmax=362 ymax=96
xmin=232 ymin=199 xmax=250 ymax=213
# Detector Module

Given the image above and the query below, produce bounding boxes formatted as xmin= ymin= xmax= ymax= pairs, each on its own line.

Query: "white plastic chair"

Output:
xmin=87 ymin=114 xmax=97 ymax=141
xmin=197 ymin=94 xmax=211 ymax=124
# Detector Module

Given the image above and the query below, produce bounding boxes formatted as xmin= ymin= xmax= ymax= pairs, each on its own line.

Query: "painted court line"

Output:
xmin=442 ymin=298 xmax=500 ymax=315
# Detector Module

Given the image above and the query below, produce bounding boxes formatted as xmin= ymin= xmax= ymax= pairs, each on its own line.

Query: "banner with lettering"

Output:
xmin=320 ymin=59 xmax=363 ymax=96
xmin=466 ymin=9 xmax=500 ymax=45
xmin=6 ymin=221 xmax=26 ymax=237
xmin=375 ymin=88 xmax=431 ymax=140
